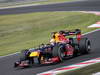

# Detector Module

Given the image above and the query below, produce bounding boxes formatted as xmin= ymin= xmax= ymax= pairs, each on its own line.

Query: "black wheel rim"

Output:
xmin=86 ymin=40 xmax=91 ymax=52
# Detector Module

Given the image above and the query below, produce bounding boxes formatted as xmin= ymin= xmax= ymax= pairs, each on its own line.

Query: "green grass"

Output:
xmin=0 ymin=11 xmax=100 ymax=56
xmin=58 ymin=63 xmax=100 ymax=75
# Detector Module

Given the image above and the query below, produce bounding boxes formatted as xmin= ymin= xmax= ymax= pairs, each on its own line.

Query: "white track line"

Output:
xmin=0 ymin=29 xmax=100 ymax=59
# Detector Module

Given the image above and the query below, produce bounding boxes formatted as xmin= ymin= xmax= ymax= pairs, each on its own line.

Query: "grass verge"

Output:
xmin=0 ymin=11 xmax=100 ymax=56
xmin=58 ymin=63 xmax=100 ymax=75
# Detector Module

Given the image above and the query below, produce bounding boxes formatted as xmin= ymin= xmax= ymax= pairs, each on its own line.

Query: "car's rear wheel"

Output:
xmin=79 ymin=38 xmax=91 ymax=54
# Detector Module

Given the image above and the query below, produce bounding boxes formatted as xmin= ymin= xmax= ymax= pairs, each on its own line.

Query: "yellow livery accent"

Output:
xmin=55 ymin=33 xmax=60 ymax=42
xmin=29 ymin=52 xmax=40 ymax=57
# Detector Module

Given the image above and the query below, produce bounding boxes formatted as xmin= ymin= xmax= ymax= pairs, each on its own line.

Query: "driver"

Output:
xmin=50 ymin=31 xmax=69 ymax=44
xmin=58 ymin=30 xmax=69 ymax=43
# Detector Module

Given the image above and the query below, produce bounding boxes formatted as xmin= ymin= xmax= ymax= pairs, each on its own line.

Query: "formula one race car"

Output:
xmin=14 ymin=29 xmax=91 ymax=68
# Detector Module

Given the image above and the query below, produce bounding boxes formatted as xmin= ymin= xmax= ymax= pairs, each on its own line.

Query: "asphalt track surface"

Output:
xmin=0 ymin=0 xmax=100 ymax=15
xmin=0 ymin=0 xmax=100 ymax=75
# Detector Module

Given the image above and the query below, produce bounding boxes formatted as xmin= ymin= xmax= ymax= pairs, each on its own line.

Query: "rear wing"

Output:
xmin=64 ymin=29 xmax=81 ymax=35
xmin=59 ymin=29 xmax=82 ymax=41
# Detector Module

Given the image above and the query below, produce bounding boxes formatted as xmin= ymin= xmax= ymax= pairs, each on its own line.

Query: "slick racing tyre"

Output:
xmin=52 ymin=44 xmax=65 ymax=62
xmin=79 ymin=38 xmax=91 ymax=54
